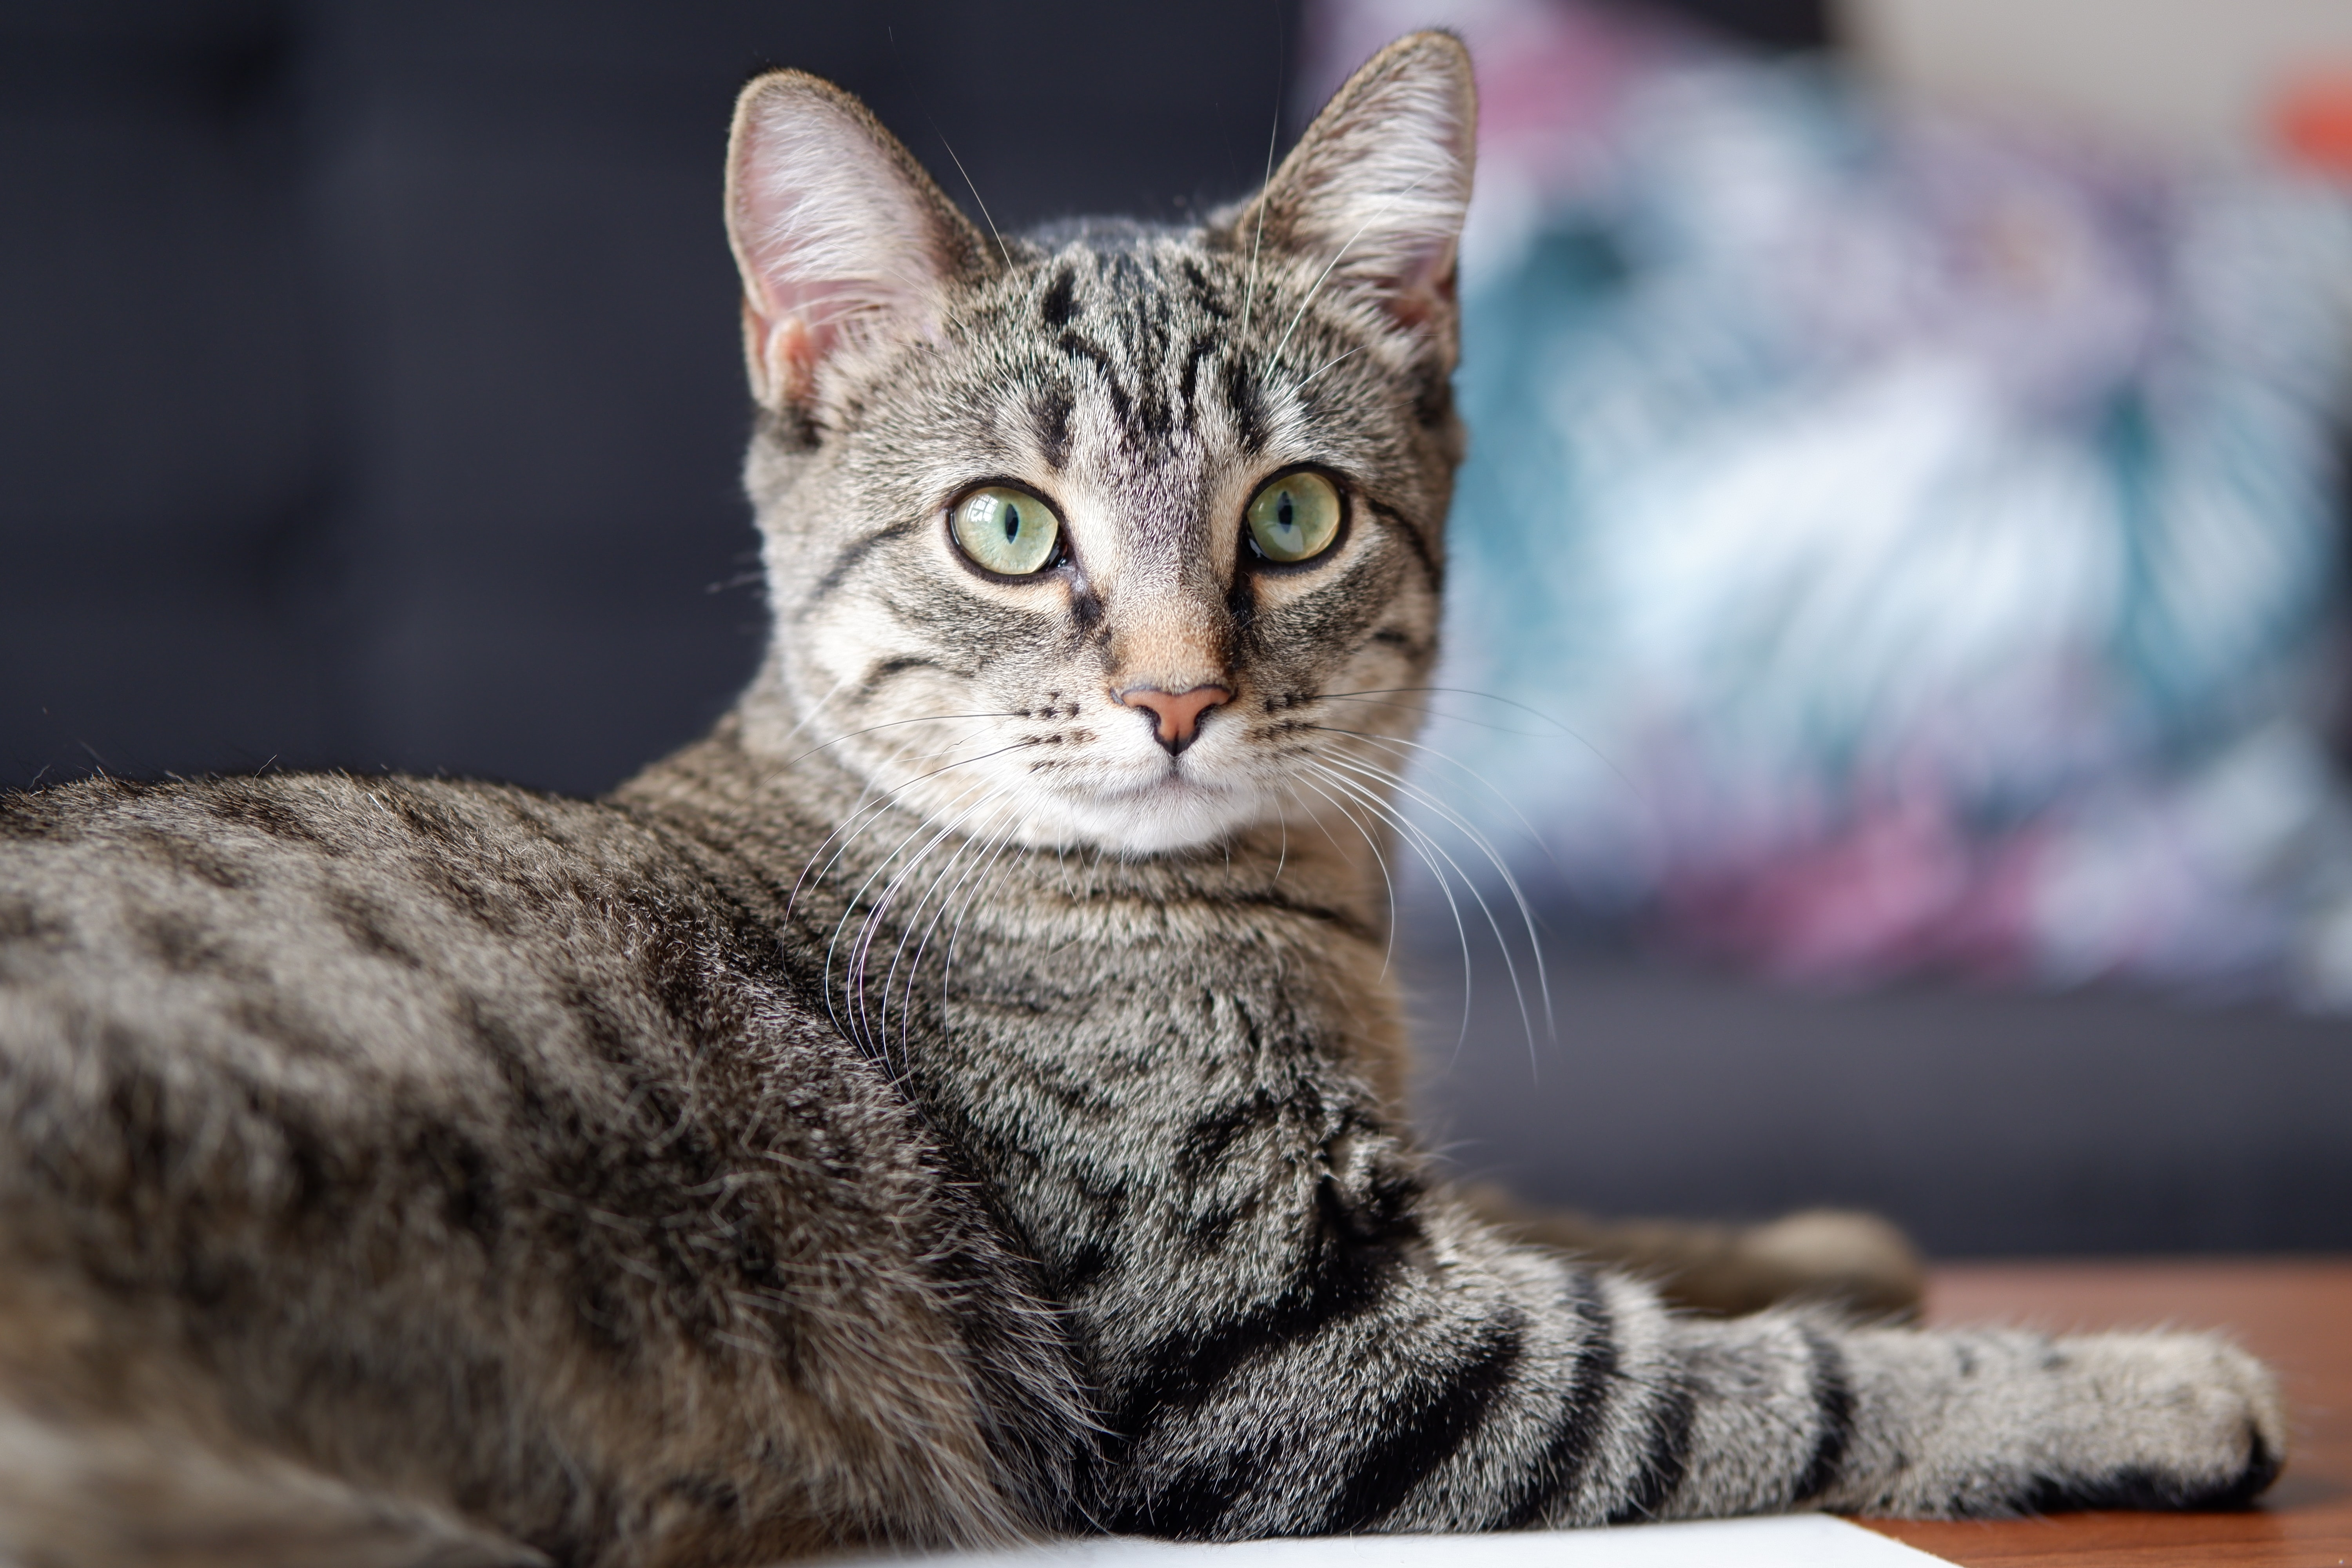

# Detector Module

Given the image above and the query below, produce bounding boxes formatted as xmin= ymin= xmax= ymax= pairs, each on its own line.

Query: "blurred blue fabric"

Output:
xmin=1314 ymin=0 xmax=2352 ymax=1004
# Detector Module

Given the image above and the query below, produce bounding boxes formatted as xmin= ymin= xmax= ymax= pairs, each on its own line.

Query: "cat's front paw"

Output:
xmin=1845 ymin=1325 xmax=2286 ymax=1518
xmin=2014 ymin=1331 xmax=2287 ymax=1513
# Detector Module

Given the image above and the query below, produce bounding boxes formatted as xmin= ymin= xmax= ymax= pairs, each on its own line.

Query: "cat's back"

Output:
xmin=0 ymin=771 xmax=1087 ymax=1564
xmin=7 ymin=771 xmax=775 ymax=1092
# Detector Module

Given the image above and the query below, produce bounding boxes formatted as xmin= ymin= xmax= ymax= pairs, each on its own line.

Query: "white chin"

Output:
xmin=1034 ymin=778 xmax=1263 ymax=856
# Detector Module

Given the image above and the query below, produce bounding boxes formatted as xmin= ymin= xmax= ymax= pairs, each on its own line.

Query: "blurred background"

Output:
xmin=4 ymin=0 xmax=2348 ymax=1257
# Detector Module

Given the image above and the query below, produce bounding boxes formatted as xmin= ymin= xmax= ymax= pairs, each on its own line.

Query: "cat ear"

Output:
xmin=1235 ymin=31 xmax=1476 ymax=341
xmin=725 ymin=71 xmax=994 ymax=410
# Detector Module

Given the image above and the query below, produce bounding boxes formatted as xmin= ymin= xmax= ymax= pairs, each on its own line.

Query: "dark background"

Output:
xmin=8 ymin=0 xmax=2347 ymax=1259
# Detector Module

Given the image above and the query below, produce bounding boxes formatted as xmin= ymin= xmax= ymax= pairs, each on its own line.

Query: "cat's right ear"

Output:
xmin=1230 ymin=32 xmax=1476 ymax=351
xmin=725 ymin=72 xmax=993 ymax=412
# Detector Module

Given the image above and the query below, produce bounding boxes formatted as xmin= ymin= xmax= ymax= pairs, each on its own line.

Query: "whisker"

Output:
xmin=1306 ymin=750 xmax=1537 ymax=1047
xmin=1313 ymin=748 xmax=1552 ymax=1054
xmin=1271 ymin=789 xmax=1290 ymax=890
xmin=1319 ymin=684 xmax=1635 ymax=796
xmin=1293 ymin=343 xmax=1366 ymax=393
xmin=1270 ymin=168 xmax=1439 ymax=367
xmin=1304 ymin=722 xmax=1563 ymax=888
xmin=862 ymin=784 xmax=1009 ymax=1056
xmin=1321 ymin=685 xmax=1574 ymax=735
xmin=933 ymin=126 xmax=1011 ymax=269
xmin=1300 ymin=760 xmax=1472 ymax=1049
xmin=946 ymin=815 xmax=1033 ymax=981
xmin=789 ymin=736 xmax=1034 ymax=920
xmin=908 ymin=815 xmax=1029 ymax=1062
xmin=841 ymin=773 xmax=1008 ymax=1053
xmin=1239 ymin=85 xmax=1282 ymax=340
xmin=781 ymin=708 xmax=1029 ymax=771
xmin=1315 ymin=693 xmax=1561 ymax=740
xmin=826 ymin=776 xmax=995 ymax=1053
xmin=814 ymin=801 xmax=932 ymax=1047
xmin=895 ymin=736 xmax=1020 ymax=764
xmin=770 ymin=670 xmax=858 ymax=752
xmin=876 ymin=791 xmax=1015 ymax=1053
xmin=1290 ymin=771 xmax=1401 ymax=980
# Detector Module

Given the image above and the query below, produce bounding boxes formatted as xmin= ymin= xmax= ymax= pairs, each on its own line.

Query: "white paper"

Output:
xmin=865 ymin=1514 xmax=1954 ymax=1567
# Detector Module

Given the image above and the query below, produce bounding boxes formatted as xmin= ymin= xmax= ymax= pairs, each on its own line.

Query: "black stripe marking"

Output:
xmin=1047 ymin=1232 xmax=1117 ymax=1295
xmin=2006 ymin=1425 xmax=2280 ymax=1516
xmin=1171 ymin=334 xmax=1214 ymax=435
xmin=1412 ymin=357 xmax=1454 ymax=429
xmin=1365 ymin=499 xmax=1443 ymax=593
xmin=1178 ymin=334 xmax=1215 ymax=432
xmin=805 ymin=519 xmax=920 ymax=605
xmin=1136 ymin=379 xmax=1173 ymax=443
xmin=203 ymin=787 xmax=327 ymax=845
xmin=1603 ymin=1368 xmax=1697 ymax=1523
xmin=1496 ymin=1272 xmax=1619 ymax=1528
xmin=1215 ymin=887 xmax=1385 ymax=945
xmin=856 ymin=656 xmax=947 ymax=698
xmin=128 ymin=826 xmax=252 ymax=891
xmin=1178 ymin=257 xmax=1231 ymax=320
xmin=1316 ymin=1316 xmax=1528 ymax=1533
xmin=1033 ymin=390 xmax=1073 ymax=469
xmin=1040 ymin=266 xmax=1078 ymax=328
xmin=1224 ymin=358 xmax=1265 ymax=452
xmin=1105 ymin=1182 xmax=1413 ymax=1438
xmin=1107 ymin=1455 xmax=1253 ymax=1539
xmin=1058 ymin=330 xmax=1132 ymax=427
xmin=1177 ymin=1083 xmax=1303 ymax=1186
xmin=327 ymin=887 xmax=424 ymax=970
xmin=1793 ymin=1327 xmax=1856 ymax=1504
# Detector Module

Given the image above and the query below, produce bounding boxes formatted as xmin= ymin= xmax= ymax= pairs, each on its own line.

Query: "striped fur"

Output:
xmin=0 ymin=32 xmax=2283 ymax=1566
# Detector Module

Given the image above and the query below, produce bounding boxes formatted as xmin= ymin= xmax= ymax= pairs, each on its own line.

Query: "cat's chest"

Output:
xmin=940 ymin=901 xmax=1343 ymax=1061
xmin=739 ymin=816 xmax=1407 ymax=1210
xmin=895 ymin=906 xmax=1381 ymax=1182
xmin=874 ymin=901 xmax=1422 ymax=1334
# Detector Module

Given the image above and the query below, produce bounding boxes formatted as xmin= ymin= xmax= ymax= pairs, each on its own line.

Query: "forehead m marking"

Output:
xmin=1224 ymin=358 xmax=1266 ymax=454
xmin=1039 ymin=266 xmax=1079 ymax=329
xmin=1031 ymin=390 xmax=1074 ymax=470
xmin=1056 ymin=327 xmax=1132 ymax=434
xmin=1027 ymin=244 xmax=1272 ymax=467
xmin=1177 ymin=335 xmax=1214 ymax=428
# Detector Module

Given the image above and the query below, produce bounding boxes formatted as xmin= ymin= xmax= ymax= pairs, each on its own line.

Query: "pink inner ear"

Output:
xmin=1270 ymin=39 xmax=1475 ymax=338
xmin=743 ymin=281 xmax=861 ymax=404
xmin=728 ymin=86 xmax=948 ymax=404
xmin=1323 ymin=220 xmax=1463 ymax=337
xmin=1377 ymin=247 xmax=1460 ymax=331
xmin=733 ymin=151 xmax=874 ymax=401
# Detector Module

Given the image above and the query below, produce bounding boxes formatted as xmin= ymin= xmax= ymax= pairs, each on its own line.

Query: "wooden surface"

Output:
xmin=1861 ymin=1259 xmax=2352 ymax=1568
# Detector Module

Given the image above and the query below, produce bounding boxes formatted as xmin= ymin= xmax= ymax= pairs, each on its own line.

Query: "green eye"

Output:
xmin=1245 ymin=471 xmax=1343 ymax=564
xmin=951 ymin=485 xmax=1062 ymax=576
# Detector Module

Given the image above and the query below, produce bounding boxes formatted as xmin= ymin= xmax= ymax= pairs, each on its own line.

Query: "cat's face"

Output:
xmin=726 ymin=37 xmax=1474 ymax=857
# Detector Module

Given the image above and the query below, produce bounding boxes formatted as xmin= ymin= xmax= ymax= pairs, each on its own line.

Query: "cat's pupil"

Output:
xmin=1277 ymin=493 xmax=1294 ymax=531
xmin=1003 ymin=505 xmax=1021 ymax=542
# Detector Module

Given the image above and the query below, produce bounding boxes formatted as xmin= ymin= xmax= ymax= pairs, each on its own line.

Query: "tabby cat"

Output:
xmin=0 ymin=33 xmax=2283 ymax=1568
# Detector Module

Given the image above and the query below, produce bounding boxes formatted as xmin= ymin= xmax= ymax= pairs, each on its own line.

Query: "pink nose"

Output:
xmin=1119 ymin=684 xmax=1231 ymax=754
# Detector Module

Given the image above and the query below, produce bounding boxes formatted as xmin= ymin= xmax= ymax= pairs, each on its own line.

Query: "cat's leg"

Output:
xmin=1461 ymin=1183 xmax=1926 ymax=1319
xmin=938 ymin=958 xmax=2277 ymax=1532
xmin=1081 ymin=1191 xmax=2280 ymax=1535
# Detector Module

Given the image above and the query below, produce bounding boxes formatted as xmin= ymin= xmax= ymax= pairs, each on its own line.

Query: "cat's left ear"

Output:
xmin=1232 ymin=31 xmax=1476 ymax=349
xmin=725 ymin=71 xmax=994 ymax=412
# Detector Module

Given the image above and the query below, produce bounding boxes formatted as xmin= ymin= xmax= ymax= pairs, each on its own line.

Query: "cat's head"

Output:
xmin=726 ymin=34 xmax=1473 ymax=857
